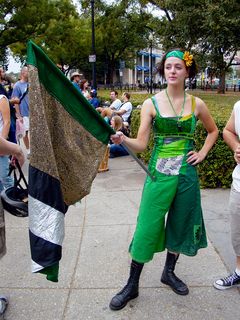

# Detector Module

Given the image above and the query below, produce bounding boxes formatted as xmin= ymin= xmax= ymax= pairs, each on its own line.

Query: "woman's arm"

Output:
xmin=111 ymin=98 xmax=154 ymax=153
xmin=0 ymin=97 xmax=10 ymax=139
xmin=0 ymin=136 xmax=25 ymax=166
xmin=223 ymin=111 xmax=240 ymax=163
xmin=187 ymin=97 xmax=218 ymax=165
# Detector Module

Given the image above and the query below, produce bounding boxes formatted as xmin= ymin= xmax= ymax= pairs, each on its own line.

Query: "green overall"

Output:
xmin=129 ymin=95 xmax=207 ymax=263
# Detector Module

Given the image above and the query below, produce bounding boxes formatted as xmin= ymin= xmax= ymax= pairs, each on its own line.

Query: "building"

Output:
xmin=113 ymin=47 xmax=163 ymax=87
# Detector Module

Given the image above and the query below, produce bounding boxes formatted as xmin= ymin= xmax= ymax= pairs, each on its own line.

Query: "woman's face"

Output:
xmin=110 ymin=118 xmax=115 ymax=127
xmin=164 ymin=57 xmax=188 ymax=85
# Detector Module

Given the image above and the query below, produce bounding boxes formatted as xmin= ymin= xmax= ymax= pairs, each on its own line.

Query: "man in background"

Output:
xmin=11 ymin=67 xmax=29 ymax=156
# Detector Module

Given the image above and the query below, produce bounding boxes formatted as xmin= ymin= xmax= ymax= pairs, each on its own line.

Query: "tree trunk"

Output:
xmin=218 ymin=69 xmax=225 ymax=94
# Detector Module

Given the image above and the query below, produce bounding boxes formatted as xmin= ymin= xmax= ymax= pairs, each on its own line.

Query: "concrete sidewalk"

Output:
xmin=0 ymin=156 xmax=239 ymax=320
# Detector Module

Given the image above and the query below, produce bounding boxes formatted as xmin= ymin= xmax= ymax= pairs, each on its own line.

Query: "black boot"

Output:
xmin=161 ymin=251 xmax=189 ymax=295
xmin=109 ymin=260 xmax=144 ymax=311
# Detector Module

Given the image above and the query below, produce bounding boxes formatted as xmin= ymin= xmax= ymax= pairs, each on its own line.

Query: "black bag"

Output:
xmin=1 ymin=162 xmax=28 ymax=217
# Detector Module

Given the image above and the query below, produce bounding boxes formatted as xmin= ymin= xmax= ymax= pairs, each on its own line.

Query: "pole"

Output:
xmin=121 ymin=141 xmax=156 ymax=181
xmin=91 ymin=0 xmax=97 ymax=90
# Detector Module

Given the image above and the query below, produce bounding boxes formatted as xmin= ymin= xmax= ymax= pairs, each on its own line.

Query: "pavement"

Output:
xmin=0 ymin=155 xmax=240 ymax=320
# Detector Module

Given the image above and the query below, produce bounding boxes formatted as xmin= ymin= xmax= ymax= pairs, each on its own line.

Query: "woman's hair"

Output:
xmin=80 ymin=79 xmax=88 ymax=90
xmin=123 ymin=92 xmax=130 ymax=100
xmin=156 ymin=48 xmax=197 ymax=80
xmin=111 ymin=115 xmax=123 ymax=131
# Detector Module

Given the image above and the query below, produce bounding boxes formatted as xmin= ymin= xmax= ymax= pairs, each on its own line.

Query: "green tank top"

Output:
xmin=149 ymin=95 xmax=198 ymax=176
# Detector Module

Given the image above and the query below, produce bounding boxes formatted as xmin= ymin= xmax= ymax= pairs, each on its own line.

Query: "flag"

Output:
xmin=27 ymin=40 xmax=114 ymax=282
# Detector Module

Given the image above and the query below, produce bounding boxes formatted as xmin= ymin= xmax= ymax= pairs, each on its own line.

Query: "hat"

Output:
xmin=70 ymin=72 xmax=80 ymax=81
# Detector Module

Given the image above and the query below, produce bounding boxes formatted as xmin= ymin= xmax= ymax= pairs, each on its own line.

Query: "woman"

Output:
xmin=80 ymin=79 xmax=90 ymax=100
xmin=109 ymin=49 xmax=218 ymax=311
xmin=0 ymin=94 xmax=13 ymax=192
xmin=0 ymin=136 xmax=24 ymax=317
xmin=109 ymin=115 xmax=129 ymax=158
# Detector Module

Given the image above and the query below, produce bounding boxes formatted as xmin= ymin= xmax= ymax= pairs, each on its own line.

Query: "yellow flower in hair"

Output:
xmin=183 ymin=51 xmax=193 ymax=67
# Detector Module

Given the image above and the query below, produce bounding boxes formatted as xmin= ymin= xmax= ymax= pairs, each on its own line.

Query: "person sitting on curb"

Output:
xmin=109 ymin=115 xmax=129 ymax=158
xmin=213 ymin=99 xmax=240 ymax=290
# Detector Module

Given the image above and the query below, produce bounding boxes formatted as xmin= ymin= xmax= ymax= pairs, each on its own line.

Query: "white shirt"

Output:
xmin=120 ymin=101 xmax=132 ymax=122
xmin=110 ymin=99 xmax=121 ymax=111
xmin=232 ymin=101 xmax=240 ymax=191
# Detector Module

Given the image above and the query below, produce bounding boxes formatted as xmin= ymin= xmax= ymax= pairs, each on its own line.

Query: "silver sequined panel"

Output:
xmin=156 ymin=155 xmax=184 ymax=176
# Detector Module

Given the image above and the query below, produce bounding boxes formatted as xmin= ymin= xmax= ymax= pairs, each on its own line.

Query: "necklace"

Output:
xmin=165 ymin=89 xmax=186 ymax=131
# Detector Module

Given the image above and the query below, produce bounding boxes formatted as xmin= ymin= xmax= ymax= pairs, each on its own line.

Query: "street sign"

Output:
xmin=89 ymin=55 xmax=96 ymax=63
xmin=120 ymin=60 xmax=125 ymax=69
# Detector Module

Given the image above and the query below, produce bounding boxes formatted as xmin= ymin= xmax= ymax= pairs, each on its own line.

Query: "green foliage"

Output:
xmin=136 ymin=0 xmax=240 ymax=93
xmin=194 ymin=120 xmax=235 ymax=188
xmin=129 ymin=92 xmax=239 ymax=188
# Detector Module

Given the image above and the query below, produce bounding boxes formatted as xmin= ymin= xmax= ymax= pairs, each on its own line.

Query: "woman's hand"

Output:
xmin=187 ymin=150 xmax=206 ymax=166
xmin=11 ymin=146 xmax=25 ymax=167
xmin=110 ymin=131 xmax=125 ymax=145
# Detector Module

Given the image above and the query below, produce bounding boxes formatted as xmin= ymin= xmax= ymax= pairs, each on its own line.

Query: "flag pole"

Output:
xmin=121 ymin=141 xmax=156 ymax=181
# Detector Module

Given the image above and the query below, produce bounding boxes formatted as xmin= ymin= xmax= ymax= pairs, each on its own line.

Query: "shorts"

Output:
xmin=229 ymin=186 xmax=240 ymax=256
xmin=23 ymin=116 xmax=29 ymax=131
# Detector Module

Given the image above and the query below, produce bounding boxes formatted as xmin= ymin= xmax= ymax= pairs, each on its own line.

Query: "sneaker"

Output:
xmin=213 ymin=271 xmax=240 ymax=290
xmin=0 ymin=296 xmax=8 ymax=316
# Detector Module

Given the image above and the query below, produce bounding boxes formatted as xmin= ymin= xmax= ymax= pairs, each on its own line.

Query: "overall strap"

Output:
xmin=190 ymin=95 xmax=197 ymax=134
xmin=151 ymin=96 xmax=160 ymax=117
xmin=191 ymin=95 xmax=196 ymax=113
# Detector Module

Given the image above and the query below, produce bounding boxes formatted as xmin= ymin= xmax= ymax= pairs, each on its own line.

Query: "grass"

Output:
xmin=98 ymin=89 xmax=240 ymax=120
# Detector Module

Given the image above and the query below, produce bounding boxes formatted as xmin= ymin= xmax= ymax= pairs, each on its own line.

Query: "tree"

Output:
xmin=0 ymin=0 xmax=79 ymax=69
xmin=81 ymin=0 xmax=157 ymax=84
xmin=136 ymin=0 xmax=240 ymax=93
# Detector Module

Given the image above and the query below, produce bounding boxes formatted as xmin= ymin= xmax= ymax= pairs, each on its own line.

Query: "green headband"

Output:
xmin=166 ymin=50 xmax=193 ymax=67
xmin=166 ymin=50 xmax=184 ymax=60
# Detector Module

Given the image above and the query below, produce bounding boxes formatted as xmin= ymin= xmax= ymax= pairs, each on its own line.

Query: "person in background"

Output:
xmin=114 ymin=92 xmax=132 ymax=125
xmin=96 ymin=90 xmax=121 ymax=115
xmin=0 ymin=94 xmax=13 ymax=192
xmin=109 ymin=91 xmax=122 ymax=111
xmin=0 ymin=68 xmax=18 ymax=144
xmin=71 ymin=72 xmax=81 ymax=92
xmin=109 ymin=115 xmax=129 ymax=158
xmin=0 ymin=136 xmax=24 ymax=319
xmin=99 ymin=92 xmax=133 ymax=126
xmin=89 ymin=89 xmax=100 ymax=109
xmin=213 ymin=99 xmax=240 ymax=290
xmin=80 ymin=79 xmax=90 ymax=100
xmin=109 ymin=48 xmax=218 ymax=311
xmin=11 ymin=67 xmax=30 ymax=157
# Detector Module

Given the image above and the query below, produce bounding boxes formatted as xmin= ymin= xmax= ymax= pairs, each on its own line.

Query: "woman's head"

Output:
xmin=110 ymin=115 xmax=123 ymax=131
xmin=156 ymin=48 xmax=197 ymax=81
xmin=80 ymin=79 xmax=88 ymax=90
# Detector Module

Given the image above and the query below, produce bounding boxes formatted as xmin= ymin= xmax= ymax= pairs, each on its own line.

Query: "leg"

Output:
xmin=163 ymin=168 xmax=207 ymax=295
xmin=22 ymin=117 xmax=30 ymax=156
xmin=0 ymin=156 xmax=13 ymax=192
xmin=109 ymin=260 xmax=144 ymax=311
xmin=109 ymin=144 xmax=129 ymax=158
xmin=214 ymin=186 xmax=240 ymax=290
xmin=161 ymin=251 xmax=189 ymax=295
xmin=23 ymin=131 xmax=30 ymax=150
